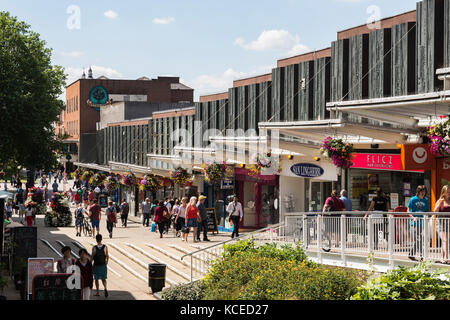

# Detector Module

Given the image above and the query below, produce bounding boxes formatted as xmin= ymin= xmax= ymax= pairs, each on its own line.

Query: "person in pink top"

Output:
xmin=185 ymin=197 xmax=200 ymax=243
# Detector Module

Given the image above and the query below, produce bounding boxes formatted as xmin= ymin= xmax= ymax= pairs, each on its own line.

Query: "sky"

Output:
xmin=0 ymin=0 xmax=419 ymax=101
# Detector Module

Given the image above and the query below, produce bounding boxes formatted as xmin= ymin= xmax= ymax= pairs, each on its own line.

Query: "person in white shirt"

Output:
xmin=226 ymin=196 xmax=243 ymax=238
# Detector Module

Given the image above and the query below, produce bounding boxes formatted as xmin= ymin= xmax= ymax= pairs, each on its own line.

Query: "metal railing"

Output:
xmin=180 ymin=212 xmax=450 ymax=282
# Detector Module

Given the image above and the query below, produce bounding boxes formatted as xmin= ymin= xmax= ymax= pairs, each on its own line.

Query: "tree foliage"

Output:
xmin=0 ymin=11 xmax=66 ymax=172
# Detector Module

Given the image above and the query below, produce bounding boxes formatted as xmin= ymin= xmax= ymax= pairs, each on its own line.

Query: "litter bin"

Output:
xmin=148 ymin=263 xmax=166 ymax=293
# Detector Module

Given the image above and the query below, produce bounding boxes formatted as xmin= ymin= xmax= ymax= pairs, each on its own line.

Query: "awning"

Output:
xmin=73 ymin=162 xmax=110 ymax=172
xmin=108 ymin=161 xmax=151 ymax=175
xmin=326 ymin=90 xmax=450 ymax=128
xmin=258 ymin=119 xmax=417 ymax=145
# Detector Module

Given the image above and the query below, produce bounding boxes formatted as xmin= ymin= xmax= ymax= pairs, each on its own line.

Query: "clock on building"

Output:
xmin=89 ymin=85 xmax=109 ymax=105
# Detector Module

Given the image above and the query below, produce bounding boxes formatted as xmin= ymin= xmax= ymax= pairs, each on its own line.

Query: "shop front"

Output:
xmin=234 ymin=168 xmax=279 ymax=229
xmin=348 ymin=149 xmax=431 ymax=211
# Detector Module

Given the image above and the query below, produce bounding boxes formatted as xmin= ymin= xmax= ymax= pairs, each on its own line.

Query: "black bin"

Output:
xmin=148 ymin=263 xmax=166 ymax=293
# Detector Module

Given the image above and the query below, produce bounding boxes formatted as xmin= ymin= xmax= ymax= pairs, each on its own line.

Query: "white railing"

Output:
xmin=285 ymin=212 xmax=450 ymax=267
xmin=181 ymin=212 xmax=450 ymax=282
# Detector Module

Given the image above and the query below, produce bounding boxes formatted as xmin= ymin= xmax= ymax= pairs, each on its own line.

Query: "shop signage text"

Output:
xmin=352 ymin=153 xmax=402 ymax=171
xmin=290 ymin=163 xmax=324 ymax=178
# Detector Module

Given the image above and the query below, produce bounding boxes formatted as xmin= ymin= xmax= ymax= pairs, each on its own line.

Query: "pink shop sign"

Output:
xmin=352 ymin=153 xmax=402 ymax=171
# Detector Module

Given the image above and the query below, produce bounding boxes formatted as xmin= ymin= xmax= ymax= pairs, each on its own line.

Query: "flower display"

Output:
xmin=104 ymin=175 xmax=119 ymax=193
xmin=139 ymin=175 xmax=161 ymax=193
xmin=427 ymin=117 xmax=450 ymax=156
xmin=44 ymin=193 xmax=72 ymax=227
xmin=203 ymin=162 xmax=228 ymax=183
xmin=248 ymin=153 xmax=281 ymax=178
xmin=74 ymin=168 xmax=85 ymax=180
xmin=81 ymin=170 xmax=94 ymax=181
xmin=320 ymin=137 xmax=355 ymax=169
xmin=93 ymin=172 xmax=107 ymax=186
xmin=25 ymin=187 xmax=44 ymax=208
xmin=121 ymin=173 xmax=137 ymax=187
xmin=169 ymin=167 xmax=191 ymax=185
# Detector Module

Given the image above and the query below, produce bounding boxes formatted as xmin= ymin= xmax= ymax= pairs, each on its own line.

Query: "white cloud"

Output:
xmin=60 ymin=51 xmax=84 ymax=58
xmin=234 ymin=29 xmax=302 ymax=51
xmin=65 ymin=65 xmax=123 ymax=85
xmin=152 ymin=17 xmax=175 ymax=25
xmin=104 ymin=10 xmax=118 ymax=19
xmin=285 ymin=44 xmax=310 ymax=57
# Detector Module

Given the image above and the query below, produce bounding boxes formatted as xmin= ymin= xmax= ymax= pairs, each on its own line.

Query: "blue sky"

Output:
xmin=1 ymin=0 xmax=419 ymax=100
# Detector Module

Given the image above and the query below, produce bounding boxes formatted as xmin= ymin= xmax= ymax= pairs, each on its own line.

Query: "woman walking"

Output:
xmin=24 ymin=204 xmax=35 ymax=227
xmin=185 ymin=196 xmax=200 ymax=243
xmin=433 ymin=185 xmax=450 ymax=264
xmin=154 ymin=201 xmax=169 ymax=238
xmin=175 ymin=197 xmax=188 ymax=242
xmin=76 ymin=248 xmax=93 ymax=300
xmin=171 ymin=199 xmax=181 ymax=237
xmin=91 ymin=234 xmax=109 ymax=298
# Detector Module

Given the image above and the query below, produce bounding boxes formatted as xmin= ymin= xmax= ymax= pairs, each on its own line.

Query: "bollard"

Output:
xmin=148 ymin=263 xmax=166 ymax=293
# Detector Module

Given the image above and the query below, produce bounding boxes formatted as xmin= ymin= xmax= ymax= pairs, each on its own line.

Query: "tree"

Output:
xmin=0 ymin=12 xmax=66 ymax=183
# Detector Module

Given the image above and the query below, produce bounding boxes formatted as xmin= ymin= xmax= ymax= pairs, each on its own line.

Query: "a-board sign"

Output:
xmin=32 ymin=274 xmax=82 ymax=300
xmin=28 ymin=258 xmax=54 ymax=296
xmin=205 ymin=208 xmax=218 ymax=234
xmin=13 ymin=227 xmax=37 ymax=259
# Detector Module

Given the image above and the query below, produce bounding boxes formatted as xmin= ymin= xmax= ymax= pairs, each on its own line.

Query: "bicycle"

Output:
xmin=82 ymin=216 xmax=92 ymax=237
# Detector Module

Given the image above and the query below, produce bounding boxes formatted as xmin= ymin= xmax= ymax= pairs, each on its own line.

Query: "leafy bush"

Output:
xmin=352 ymin=263 xmax=450 ymax=300
xmin=161 ymin=281 xmax=205 ymax=300
xmin=202 ymin=240 xmax=366 ymax=300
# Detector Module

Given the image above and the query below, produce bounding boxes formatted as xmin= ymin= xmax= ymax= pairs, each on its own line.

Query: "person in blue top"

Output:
xmin=407 ymin=185 xmax=429 ymax=261
xmin=340 ymin=190 xmax=352 ymax=212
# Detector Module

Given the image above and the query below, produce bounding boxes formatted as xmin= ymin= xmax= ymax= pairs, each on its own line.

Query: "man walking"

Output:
xmin=92 ymin=234 xmax=109 ymax=298
xmin=227 ymin=196 xmax=243 ymax=239
xmin=340 ymin=190 xmax=352 ymax=212
xmin=89 ymin=199 xmax=101 ymax=238
xmin=141 ymin=198 xmax=151 ymax=227
xmin=120 ymin=199 xmax=129 ymax=227
xmin=196 ymin=195 xmax=210 ymax=242
xmin=407 ymin=185 xmax=429 ymax=261
xmin=52 ymin=180 xmax=59 ymax=194
xmin=105 ymin=201 xmax=117 ymax=239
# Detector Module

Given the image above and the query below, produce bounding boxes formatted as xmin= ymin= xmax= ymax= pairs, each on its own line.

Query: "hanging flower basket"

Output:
xmin=139 ymin=175 xmax=161 ymax=193
xmin=44 ymin=193 xmax=72 ymax=227
xmin=320 ymin=136 xmax=355 ymax=168
xmin=81 ymin=170 xmax=94 ymax=181
xmin=427 ymin=116 xmax=450 ymax=156
xmin=104 ymin=176 xmax=119 ymax=193
xmin=169 ymin=167 xmax=191 ymax=185
xmin=121 ymin=173 xmax=137 ymax=187
xmin=248 ymin=153 xmax=281 ymax=178
xmin=92 ymin=173 xmax=107 ymax=186
xmin=74 ymin=168 xmax=85 ymax=180
xmin=203 ymin=162 xmax=228 ymax=184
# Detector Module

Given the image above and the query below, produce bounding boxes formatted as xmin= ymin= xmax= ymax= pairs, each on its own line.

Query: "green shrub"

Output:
xmin=161 ymin=281 xmax=205 ymax=300
xmin=352 ymin=263 xmax=450 ymax=300
xmin=203 ymin=242 xmax=367 ymax=300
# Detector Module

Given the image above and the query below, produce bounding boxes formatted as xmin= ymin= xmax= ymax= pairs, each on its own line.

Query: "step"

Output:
xmin=126 ymin=243 xmax=190 ymax=283
xmin=87 ymin=242 xmax=145 ymax=282
xmin=168 ymin=245 xmax=219 ymax=265
xmin=109 ymin=243 xmax=178 ymax=287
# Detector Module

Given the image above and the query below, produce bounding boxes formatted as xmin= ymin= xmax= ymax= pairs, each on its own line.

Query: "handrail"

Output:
xmin=180 ymin=223 xmax=283 ymax=261
xmin=283 ymin=211 xmax=450 ymax=216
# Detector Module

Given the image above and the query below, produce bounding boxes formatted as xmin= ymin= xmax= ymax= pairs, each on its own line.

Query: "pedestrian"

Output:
xmin=185 ymin=196 xmax=200 ymax=243
xmin=105 ymin=201 xmax=117 ymax=239
xmin=91 ymin=234 xmax=109 ymax=298
xmin=74 ymin=203 xmax=86 ymax=237
xmin=4 ymin=180 xmax=7 ymax=191
xmin=154 ymin=201 xmax=169 ymax=238
xmin=433 ymin=185 xmax=450 ymax=264
xmin=68 ymin=187 xmax=74 ymax=204
xmin=88 ymin=199 xmax=101 ymax=238
xmin=58 ymin=173 xmax=63 ymax=184
xmin=76 ymin=248 xmax=93 ymax=300
xmin=10 ymin=175 xmax=15 ymax=188
xmin=141 ymin=198 xmax=152 ymax=227
xmin=407 ymin=185 xmax=429 ymax=261
xmin=322 ymin=190 xmax=345 ymax=251
xmin=150 ymin=200 xmax=158 ymax=220
xmin=227 ymin=196 xmax=243 ymax=239
xmin=52 ymin=180 xmax=59 ymax=193
xmin=82 ymin=188 xmax=89 ymax=206
xmin=5 ymin=200 xmax=13 ymax=221
xmin=196 ymin=195 xmax=210 ymax=242
xmin=172 ymin=199 xmax=181 ymax=237
xmin=14 ymin=185 xmax=25 ymax=217
xmin=365 ymin=188 xmax=390 ymax=250
xmin=175 ymin=197 xmax=188 ymax=241
xmin=88 ymin=189 xmax=94 ymax=203
xmin=120 ymin=199 xmax=129 ymax=227
xmin=340 ymin=190 xmax=352 ymax=212
xmin=74 ymin=188 xmax=80 ymax=204
xmin=57 ymin=246 xmax=76 ymax=273
xmin=25 ymin=204 xmax=35 ymax=227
